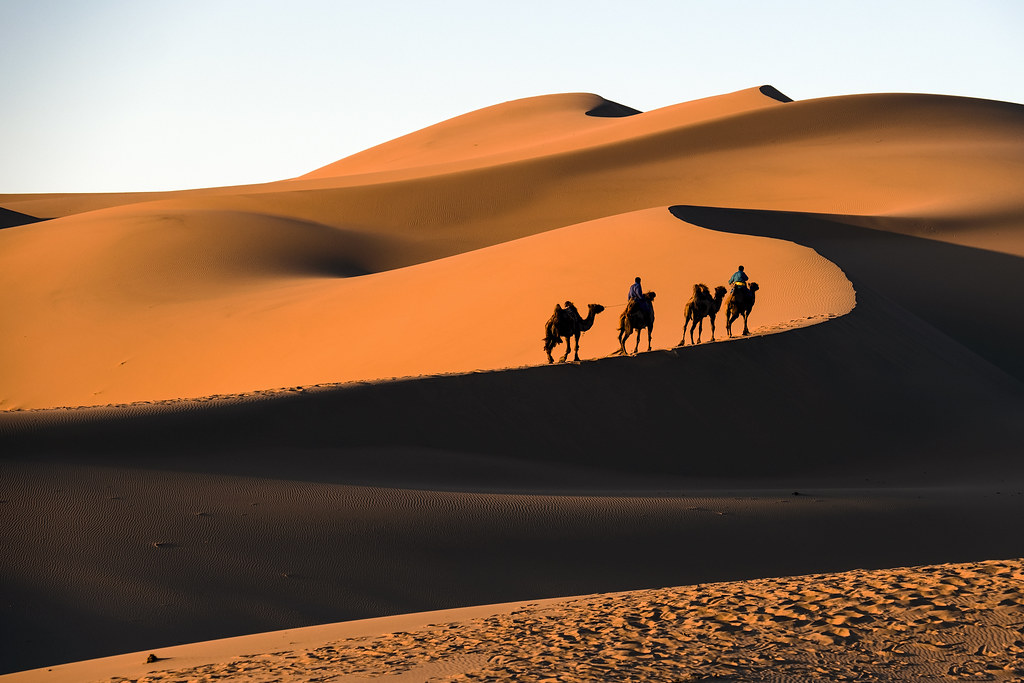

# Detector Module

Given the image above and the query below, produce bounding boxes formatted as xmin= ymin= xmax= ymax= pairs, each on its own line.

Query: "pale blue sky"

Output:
xmin=3 ymin=0 xmax=1022 ymax=193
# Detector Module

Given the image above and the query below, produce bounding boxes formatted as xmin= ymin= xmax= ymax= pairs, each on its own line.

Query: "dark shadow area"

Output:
xmin=670 ymin=205 xmax=1024 ymax=382
xmin=3 ymin=461 xmax=1023 ymax=673
xmin=585 ymin=98 xmax=642 ymax=118
xmin=759 ymin=85 xmax=793 ymax=103
xmin=0 ymin=206 xmax=44 ymax=229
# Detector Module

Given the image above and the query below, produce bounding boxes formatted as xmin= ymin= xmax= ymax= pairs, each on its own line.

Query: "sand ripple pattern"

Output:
xmin=108 ymin=559 xmax=1024 ymax=682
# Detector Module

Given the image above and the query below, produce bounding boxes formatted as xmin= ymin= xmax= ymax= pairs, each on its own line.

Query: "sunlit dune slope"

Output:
xmin=300 ymin=93 xmax=642 ymax=177
xmin=4 ymin=87 xmax=1021 ymax=261
xmin=297 ymin=87 xmax=787 ymax=178
xmin=1 ymin=85 xmax=1022 ymax=410
xmin=0 ymin=207 xmax=851 ymax=409
xmin=0 ymin=87 xmax=782 ymax=218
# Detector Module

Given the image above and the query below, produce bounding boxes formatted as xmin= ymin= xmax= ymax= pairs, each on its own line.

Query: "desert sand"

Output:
xmin=2 ymin=85 xmax=1023 ymax=678
xmin=7 ymin=558 xmax=1023 ymax=682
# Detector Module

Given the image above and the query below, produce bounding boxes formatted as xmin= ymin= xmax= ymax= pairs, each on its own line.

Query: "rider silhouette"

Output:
xmin=627 ymin=276 xmax=651 ymax=317
xmin=628 ymin=277 xmax=644 ymax=303
xmin=728 ymin=266 xmax=749 ymax=293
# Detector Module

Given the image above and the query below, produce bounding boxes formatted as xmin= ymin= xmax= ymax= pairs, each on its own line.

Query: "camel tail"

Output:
xmin=543 ymin=317 xmax=562 ymax=350
xmin=617 ymin=310 xmax=628 ymax=333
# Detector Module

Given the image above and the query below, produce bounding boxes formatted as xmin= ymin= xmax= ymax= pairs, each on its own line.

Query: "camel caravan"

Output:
xmin=542 ymin=268 xmax=759 ymax=364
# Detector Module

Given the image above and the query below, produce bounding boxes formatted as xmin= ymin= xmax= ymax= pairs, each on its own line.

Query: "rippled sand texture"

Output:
xmin=65 ymin=559 xmax=1024 ymax=683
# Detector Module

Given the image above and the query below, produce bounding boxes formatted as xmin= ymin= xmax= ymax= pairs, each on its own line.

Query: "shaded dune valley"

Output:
xmin=2 ymin=85 xmax=1024 ymax=680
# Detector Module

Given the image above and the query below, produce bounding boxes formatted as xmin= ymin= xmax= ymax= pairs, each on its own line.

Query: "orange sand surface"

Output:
xmin=2 ymin=85 xmax=1023 ymax=677
xmin=3 ymin=86 xmax=1023 ymax=410
xmin=6 ymin=558 xmax=1022 ymax=682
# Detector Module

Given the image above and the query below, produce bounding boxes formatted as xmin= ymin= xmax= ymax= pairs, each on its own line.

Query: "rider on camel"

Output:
xmin=728 ymin=266 xmax=749 ymax=293
xmin=627 ymin=276 xmax=652 ymax=318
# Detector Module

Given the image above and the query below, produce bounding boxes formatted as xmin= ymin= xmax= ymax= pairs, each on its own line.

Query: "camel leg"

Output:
xmin=695 ymin=318 xmax=703 ymax=344
xmin=632 ymin=331 xmax=640 ymax=355
xmin=680 ymin=318 xmax=689 ymax=347
xmin=645 ymin=326 xmax=653 ymax=352
xmin=572 ymin=333 xmax=581 ymax=362
xmin=726 ymin=313 xmax=734 ymax=338
xmin=742 ymin=312 xmax=750 ymax=336
xmin=559 ymin=336 xmax=571 ymax=363
xmin=709 ymin=317 xmax=716 ymax=342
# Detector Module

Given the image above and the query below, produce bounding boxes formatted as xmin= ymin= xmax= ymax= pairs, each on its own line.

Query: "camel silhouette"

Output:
xmin=543 ymin=301 xmax=605 ymax=363
xmin=680 ymin=284 xmax=727 ymax=346
xmin=616 ymin=292 xmax=656 ymax=355
xmin=726 ymin=283 xmax=759 ymax=337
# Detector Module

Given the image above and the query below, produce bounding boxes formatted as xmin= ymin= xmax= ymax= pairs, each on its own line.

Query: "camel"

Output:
xmin=725 ymin=283 xmax=759 ymax=337
xmin=615 ymin=292 xmax=656 ymax=355
xmin=543 ymin=301 xmax=605 ymax=363
xmin=680 ymin=283 xmax=727 ymax=346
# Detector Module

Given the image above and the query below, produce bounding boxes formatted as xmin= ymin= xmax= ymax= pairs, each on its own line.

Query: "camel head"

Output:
xmin=749 ymin=283 xmax=759 ymax=293
xmin=713 ymin=285 xmax=727 ymax=300
xmin=645 ymin=291 xmax=657 ymax=301
xmin=580 ymin=303 xmax=605 ymax=331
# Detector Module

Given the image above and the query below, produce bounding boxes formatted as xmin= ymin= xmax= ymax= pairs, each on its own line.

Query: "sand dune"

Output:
xmin=0 ymin=205 xmax=852 ymax=409
xmin=3 ymin=86 xmax=1023 ymax=410
xmin=2 ymin=85 xmax=1023 ymax=676
xmin=298 ymin=87 xmax=787 ymax=179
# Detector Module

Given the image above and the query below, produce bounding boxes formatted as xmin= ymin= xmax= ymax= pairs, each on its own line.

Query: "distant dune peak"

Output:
xmin=299 ymin=92 xmax=639 ymax=179
xmin=759 ymin=85 xmax=793 ymax=103
xmin=585 ymin=98 xmax=642 ymax=118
